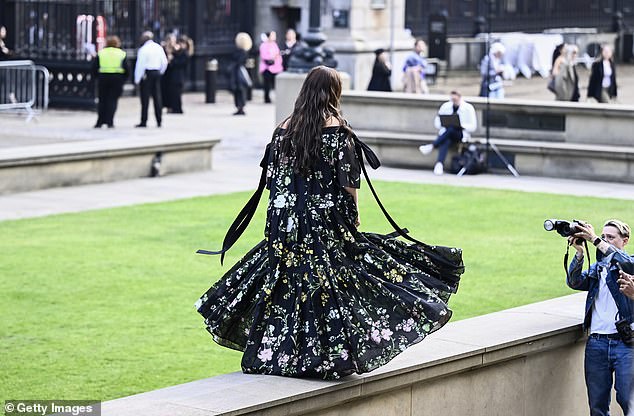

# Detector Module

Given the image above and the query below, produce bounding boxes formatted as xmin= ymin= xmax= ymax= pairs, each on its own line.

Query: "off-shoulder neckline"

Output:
xmin=276 ymin=125 xmax=342 ymax=132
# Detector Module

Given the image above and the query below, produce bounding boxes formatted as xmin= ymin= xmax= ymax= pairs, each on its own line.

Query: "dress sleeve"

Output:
xmin=264 ymin=130 xmax=281 ymax=190
xmin=335 ymin=134 xmax=361 ymax=189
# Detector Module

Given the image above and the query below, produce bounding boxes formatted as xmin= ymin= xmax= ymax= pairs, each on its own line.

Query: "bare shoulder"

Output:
xmin=324 ymin=116 xmax=342 ymax=128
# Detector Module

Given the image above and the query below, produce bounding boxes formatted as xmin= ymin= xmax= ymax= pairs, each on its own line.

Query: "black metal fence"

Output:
xmin=1 ymin=0 xmax=255 ymax=107
xmin=406 ymin=0 xmax=634 ymax=37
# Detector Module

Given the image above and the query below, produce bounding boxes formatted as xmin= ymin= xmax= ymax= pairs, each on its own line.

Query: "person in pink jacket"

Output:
xmin=259 ymin=31 xmax=284 ymax=103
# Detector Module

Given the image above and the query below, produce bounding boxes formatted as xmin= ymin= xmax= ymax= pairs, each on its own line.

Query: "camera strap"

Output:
xmin=564 ymin=239 xmax=591 ymax=281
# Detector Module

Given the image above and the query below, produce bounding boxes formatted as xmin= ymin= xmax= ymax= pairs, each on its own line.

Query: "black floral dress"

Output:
xmin=195 ymin=126 xmax=464 ymax=379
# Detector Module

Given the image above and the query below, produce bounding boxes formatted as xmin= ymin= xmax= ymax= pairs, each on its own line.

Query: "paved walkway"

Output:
xmin=1 ymin=78 xmax=633 ymax=222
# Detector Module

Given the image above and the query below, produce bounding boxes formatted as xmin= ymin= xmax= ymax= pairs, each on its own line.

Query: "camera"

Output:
xmin=544 ymin=219 xmax=586 ymax=245
xmin=615 ymin=318 xmax=633 ymax=346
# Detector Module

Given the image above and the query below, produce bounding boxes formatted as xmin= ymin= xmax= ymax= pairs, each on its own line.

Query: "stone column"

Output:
xmin=322 ymin=0 xmax=413 ymax=90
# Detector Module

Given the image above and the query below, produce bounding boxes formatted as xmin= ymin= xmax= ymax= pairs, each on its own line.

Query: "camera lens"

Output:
xmin=544 ymin=220 xmax=555 ymax=231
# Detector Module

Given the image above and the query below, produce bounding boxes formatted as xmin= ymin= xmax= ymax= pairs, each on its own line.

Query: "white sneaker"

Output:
xmin=419 ymin=144 xmax=434 ymax=155
xmin=433 ymin=162 xmax=444 ymax=175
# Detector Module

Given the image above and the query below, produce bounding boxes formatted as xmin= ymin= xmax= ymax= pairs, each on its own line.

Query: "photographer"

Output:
xmin=567 ymin=219 xmax=633 ymax=416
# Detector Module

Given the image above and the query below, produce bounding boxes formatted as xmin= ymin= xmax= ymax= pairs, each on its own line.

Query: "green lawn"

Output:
xmin=1 ymin=181 xmax=630 ymax=401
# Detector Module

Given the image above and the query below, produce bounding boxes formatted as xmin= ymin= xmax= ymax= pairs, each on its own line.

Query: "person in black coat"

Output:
xmin=165 ymin=36 xmax=193 ymax=114
xmin=367 ymin=48 xmax=392 ymax=92
xmin=587 ymin=44 xmax=617 ymax=103
xmin=229 ymin=32 xmax=253 ymax=115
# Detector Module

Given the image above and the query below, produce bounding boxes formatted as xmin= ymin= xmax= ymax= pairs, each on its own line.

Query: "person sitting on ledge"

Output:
xmin=419 ymin=90 xmax=477 ymax=175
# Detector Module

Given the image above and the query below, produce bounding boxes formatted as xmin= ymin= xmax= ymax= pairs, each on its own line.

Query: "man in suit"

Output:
xmin=134 ymin=31 xmax=168 ymax=127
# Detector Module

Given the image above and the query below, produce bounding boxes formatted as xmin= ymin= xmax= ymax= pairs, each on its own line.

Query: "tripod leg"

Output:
xmin=489 ymin=142 xmax=520 ymax=177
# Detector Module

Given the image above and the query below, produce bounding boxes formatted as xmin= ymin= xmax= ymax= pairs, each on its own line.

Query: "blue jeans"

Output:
xmin=585 ymin=336 xmax=633 ymax=416
xmin=432 ymin=126 xmax=463 ymax=164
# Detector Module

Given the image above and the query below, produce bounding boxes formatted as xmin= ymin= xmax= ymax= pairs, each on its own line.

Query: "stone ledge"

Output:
xmin=101 ymin=293 xmax=587 ymax=416
xmin=0 ymin=137 xmax=221 ymax=194
xmin=355 ymin=130 xmax=634 ymax=182
xmin=0 ymin=137 xmax=220 ymax=167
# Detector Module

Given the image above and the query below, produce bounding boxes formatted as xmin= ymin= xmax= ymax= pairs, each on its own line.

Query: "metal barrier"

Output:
xmin=0 ymin=60 xmax=50 ymax=121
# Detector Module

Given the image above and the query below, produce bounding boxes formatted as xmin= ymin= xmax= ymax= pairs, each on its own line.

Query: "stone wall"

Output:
xmin=340 ymin=91 xmax=634 ymax=182
xmin=101 ymin=294 xmax=622 ymax=416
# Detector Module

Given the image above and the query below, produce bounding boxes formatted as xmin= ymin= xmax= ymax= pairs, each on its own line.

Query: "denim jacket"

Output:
xmin=567 ymin=246 xmax=634 ymax=331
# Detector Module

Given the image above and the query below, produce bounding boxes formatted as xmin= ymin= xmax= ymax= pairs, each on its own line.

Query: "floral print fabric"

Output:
xmin=195 ymin=126 xmax=464 ymax=379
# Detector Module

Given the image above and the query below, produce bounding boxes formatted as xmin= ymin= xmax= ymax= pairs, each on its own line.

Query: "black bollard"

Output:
xmin=205 ymin=59 xmax=218 ymax=104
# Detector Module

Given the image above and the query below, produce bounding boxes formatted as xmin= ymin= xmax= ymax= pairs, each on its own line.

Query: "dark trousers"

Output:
xmin=96 ymin=74 xmax=123 ymax=127
xmin=169 ymin=82 xmax=183 ymax=113
xmin=139 ymin=70 xmax=162 ymax=126
xmin=233 ymin=86 xmax=246 ymax=110
xmin=262 ymin=70 xmax=276 ymax=103
xmin=433 ymin=126 xmax=463 ymax=164
xmin=584 ymin=336 xmax=632 ymax=416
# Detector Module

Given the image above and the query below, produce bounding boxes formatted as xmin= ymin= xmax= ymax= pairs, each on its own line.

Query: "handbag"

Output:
xmin=238 ymin=65 xmax=252 ymax=88
xmin=264 ymin=59 xmax=274 ymax=65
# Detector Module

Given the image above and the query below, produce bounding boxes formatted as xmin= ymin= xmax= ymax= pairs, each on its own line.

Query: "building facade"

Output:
xmin=1 ymin=0 xmax=630 ymax=106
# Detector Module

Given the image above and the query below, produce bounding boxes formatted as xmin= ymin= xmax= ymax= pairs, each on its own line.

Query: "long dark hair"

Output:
xmin=280 ymin=66 xmax=351 ymax=176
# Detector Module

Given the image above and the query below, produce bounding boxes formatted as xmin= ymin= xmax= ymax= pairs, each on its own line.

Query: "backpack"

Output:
xmin=448 ymin=143 xmax=486 ymax=175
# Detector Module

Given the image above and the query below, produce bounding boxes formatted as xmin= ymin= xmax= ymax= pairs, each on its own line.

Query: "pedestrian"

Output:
xmin=165 ymin=36 xmax=192 ymax=114
xmin=402 ymin=39 xmax=428 ymax=93
xmin=195 ymin=65 xmax=465 ymax=380
xmin=92 ymin=35 xmax=128 ymax=128
xmin=259 ymin=31 xmax=283 ymax=103
xmin=479 ymin=42 xmax=505 ymax=98
xmin=367 ymin=48 xmax=392 ymax=92
xmin=0 ymin=26 xmax=12 ymax=60
xmin=160 ymin=33 xmax=177 ymax=112
xmin=229 ymin=32 xmax=252 ymax=116
xmin=567 ymin=219 xmax=633 ymax=416
xmin=552 ymin=44 xmax=580 ymax=102
xmin=588 ymin=44 xmax=617 ymax=103
xmin=419 ymin=90 xmax=477 ymax=175
xmin=134 ymin=31 xmax=168 ymax=128
xmin=280 ymin=28 xmax=298 ymax=71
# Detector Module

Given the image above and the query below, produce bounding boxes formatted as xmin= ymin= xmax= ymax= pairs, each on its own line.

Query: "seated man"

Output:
xmin=419 ymin=90 xmax=477 ymax=175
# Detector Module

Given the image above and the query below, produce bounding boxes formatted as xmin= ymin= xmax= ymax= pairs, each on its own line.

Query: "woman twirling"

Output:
xmin=195 ymin=66 xmax=464 ymax=379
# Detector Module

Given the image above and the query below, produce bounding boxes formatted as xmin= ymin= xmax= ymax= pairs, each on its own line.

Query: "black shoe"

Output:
xmin=107 ymin=124 xmax=114 ymax=129
xmin=264 ymin=98 xmax=272 ymax=104
xmin=135 ymin=124 xmax=147 ymax=128
xmin=94 ymin=124 xmax=103 ymax=129
xmin=157 ymin=121 xmax=162 ymax=128
xmin=233 ymin=110 xmax=245 ymax=115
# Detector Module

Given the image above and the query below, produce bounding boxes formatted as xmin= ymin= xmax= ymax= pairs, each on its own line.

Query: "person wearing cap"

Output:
xmin=367 ymin=48 xmax=392 ymax=92
xmin=134 ymin=31 xmax=168 ymax=128
xmin=92 ymin=35 xmax=128 ymax=128
xmin=479 ymin=42 xmax=505 ymax=98
xmin=567 ymin=219 xmax=634 ymax=416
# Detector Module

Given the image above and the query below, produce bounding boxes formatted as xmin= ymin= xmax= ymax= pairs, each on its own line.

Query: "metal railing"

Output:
xmin=0 ymin=60 xmax=50 ymax=121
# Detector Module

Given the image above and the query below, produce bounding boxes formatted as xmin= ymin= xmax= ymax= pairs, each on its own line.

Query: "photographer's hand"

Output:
xmin=617 ymin=270 xmax=634 ymax=300
xmin=574 ymin=222 xmax=598 ymax=242
xmin=568 ymin=236 xmax=585 ymax=255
